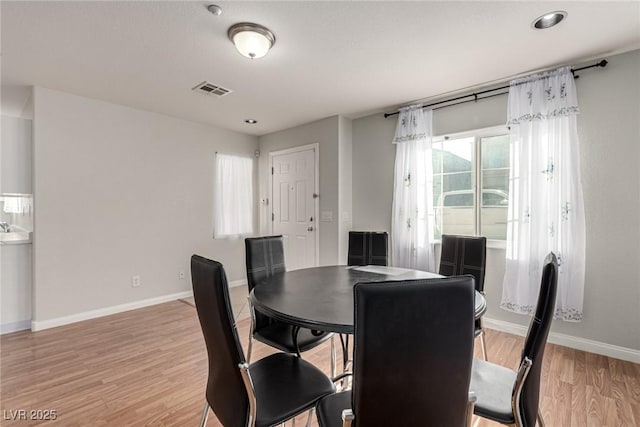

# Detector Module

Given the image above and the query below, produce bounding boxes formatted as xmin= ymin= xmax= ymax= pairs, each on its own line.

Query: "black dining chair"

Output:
xmin=347 ymin=231 xmax=388 ymax=266
xmin=439 ymin=234 xmax=488 ymax=360
xmin=344 ymin=231 xmax=389 ymax=370
xmin=191 ymin=255 xmax=335 ymax=427
xmin=316 ymin=276 xmax=477 ymax=427
xmin=245 ymin=236 xmax=336 ymax=371
xmin=469 ymin=252 xmax=558 ymax=427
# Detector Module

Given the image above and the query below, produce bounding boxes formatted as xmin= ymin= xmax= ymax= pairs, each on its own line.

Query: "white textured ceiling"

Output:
xmin=2 ymin=1 xmax=639 ymax=135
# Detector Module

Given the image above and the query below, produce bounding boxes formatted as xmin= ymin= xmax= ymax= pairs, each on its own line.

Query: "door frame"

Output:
xmin=268 ymin=143 xmax=320 ymax=267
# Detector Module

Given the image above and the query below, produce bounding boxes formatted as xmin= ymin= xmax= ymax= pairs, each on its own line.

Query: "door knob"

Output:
xmin=307 ymin=227 xmax=314 ymax=232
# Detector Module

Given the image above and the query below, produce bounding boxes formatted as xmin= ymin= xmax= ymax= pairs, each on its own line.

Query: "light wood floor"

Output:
xmin=1 ymin=299 xmax=638 ymax=426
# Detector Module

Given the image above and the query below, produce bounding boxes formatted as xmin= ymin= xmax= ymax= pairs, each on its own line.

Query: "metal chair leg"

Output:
xmin=247 ymin=297 xmax=255 ymax=363
xmin=476 ymin=317 xmax=488 ymax=361
xmin=199 ymin=401 xmax=210 ymax=427
xmin=466 ymin=392 xmax=477 ymax=427
xmin=479 ymin=331 xmax=488 ymax=361
xmin=247 ymin=337 xmax=254 ymax=363
xmin=330 ymin=335 xmax=337 ymax=378
xmin=342 ymin=334 xmax=350 ymax=371
xmin=305 ymin=408 xmax=315 ymax=427
xmin=291 ymin=326 xmax=302 ymax=358
xmin=337 ymin=334 xmax=353 ymax=389
xmin=537 ymin=409 xmax=546 ymax=427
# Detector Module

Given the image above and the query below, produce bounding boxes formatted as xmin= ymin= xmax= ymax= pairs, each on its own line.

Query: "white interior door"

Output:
xmin=271 ymin=146 xmax=318 ymax=270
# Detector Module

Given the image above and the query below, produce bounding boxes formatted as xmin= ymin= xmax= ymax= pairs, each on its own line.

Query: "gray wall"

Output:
xmin=338 ymin=116 xmax=353 ymax=261
xmin=352 ymin=49 xmax=640 ymax=351
xmin=1 ymin=115 xmax=33 ymax=329
xmin=259 ymin=115 xmax=350 ymax=266
xmin=1 ymin=116 xmax=32 ymax=194
xmin=32 ymin=87 xmax=258 ymax=323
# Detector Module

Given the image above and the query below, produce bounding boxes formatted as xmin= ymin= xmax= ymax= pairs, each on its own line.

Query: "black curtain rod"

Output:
xmin=384 ymin=60 xmax=608 ymax=118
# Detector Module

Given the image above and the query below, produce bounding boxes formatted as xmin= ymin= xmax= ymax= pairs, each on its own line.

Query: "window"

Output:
xmin=432 ymin=127 xmax=510 ymax=240
xmin=214 ymin=154 xmax=253 ymax=238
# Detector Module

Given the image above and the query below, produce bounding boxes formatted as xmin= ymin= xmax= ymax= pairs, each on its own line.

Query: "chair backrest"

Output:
xmin=245 ymin=236 xmax=286 ymax=330
xmin=191 ymin=255 xmax=249 ymax=427
xmin=347 ymin=231 xmax=388 ymax=266
xmin=439 ymin=235 xmax=487 ymax=293
xmin=351 ymin=276 xmax=475 ymax=426
xmin=517 ymin=253 xmax=558 ymax=426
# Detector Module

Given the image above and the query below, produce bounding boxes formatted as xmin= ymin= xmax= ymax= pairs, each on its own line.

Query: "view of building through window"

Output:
xmin=432 ymin=128 xmax=510 ymax=240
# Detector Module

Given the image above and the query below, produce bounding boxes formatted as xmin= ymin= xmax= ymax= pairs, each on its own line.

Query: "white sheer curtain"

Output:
xmin=391 ymin=105 xmax=435 ymax=271
xmin=501 ymin=67 xmax=586 ymax=321
xmin=214 ymin=153 xmax=254 ymax=238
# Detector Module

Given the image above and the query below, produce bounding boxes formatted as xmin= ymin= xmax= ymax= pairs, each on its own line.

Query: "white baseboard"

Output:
xmin=228 ymin=279 xmax=247 ymax=288
xmin=1 ymin=320 xmax=31 ymax=335
xmin=484 ymin=317 xmax=640 ymax=364
xmin=31 ymin=291 xmax=193 ymax=332
xmin=26 ymin=279 xmax=246 ymax=333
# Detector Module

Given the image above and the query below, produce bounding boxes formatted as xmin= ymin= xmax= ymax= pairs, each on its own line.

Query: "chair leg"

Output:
xmin=291 ymin=326 xmax=302 ymax=358
xmin=330 ymin=335 xmax=337 ymax=378
xmin=339 ymin=334 xmax=352 ymax=373
xmin=247 ymin=330 xmax=254 ymax=363
xmin=342 ymin=334 xmax=350 ymax=371
xmin=466 ymin=392 xmax=477 ymax=427
xmin=537 ymin=409 xmax=546 ymax=427
xmin=199 ymin=401 xmax=210 ymax=427
xmin=247 ymin=297 xmax=255 ymax=363
xmin=478 ymin=330 xmax=488 ymax=361
xmin=306 ymin=408 xmax=315 ymax=427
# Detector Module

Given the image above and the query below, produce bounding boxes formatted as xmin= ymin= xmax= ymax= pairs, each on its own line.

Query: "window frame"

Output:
xmin=432 ymin=125 xmax=509 ymax=248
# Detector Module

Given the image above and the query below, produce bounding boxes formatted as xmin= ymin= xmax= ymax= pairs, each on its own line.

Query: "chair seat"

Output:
xmin=254 ymin=321 xmax=333 ymax=354
xmin=251 ymin=353 xmax=335 ymax=427
xmin=469 ymin=358 xmax=517 ymax=424
xmin=316 ymin=391 xmax=351 ymax=427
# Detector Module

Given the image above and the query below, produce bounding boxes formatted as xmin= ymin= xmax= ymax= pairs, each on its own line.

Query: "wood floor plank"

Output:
xmin=1 ymin=300 xmax=638 ymax=427
xmin=612 ymin=389 xmax=637 ymax=426
xmin=625 ymin=374 xmax=640 ymax=425
xmin=571 ymin=348 xmax=588 ymax=427
xmin=586 ymin=384 xmax=606 ymax=427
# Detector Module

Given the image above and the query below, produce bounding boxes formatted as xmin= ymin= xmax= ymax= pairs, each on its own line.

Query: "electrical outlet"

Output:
xmin=179 ymin=271 xmax=185 ymax=279
xmin=131 ymin=275 xmax=141 ymax=287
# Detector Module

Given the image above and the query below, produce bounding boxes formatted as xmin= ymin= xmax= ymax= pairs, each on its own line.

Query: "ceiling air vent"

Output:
xmin=192 ymin=81 xmax=233 ymax=97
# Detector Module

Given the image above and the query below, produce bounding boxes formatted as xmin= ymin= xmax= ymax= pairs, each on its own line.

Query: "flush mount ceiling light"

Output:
xmin=228 ymin=22 xmax=275 ymax=59
xmin=532 ymin=11 xmax=567 ymax=29
xmin=245 ymin=119 xmax=258 ymax=124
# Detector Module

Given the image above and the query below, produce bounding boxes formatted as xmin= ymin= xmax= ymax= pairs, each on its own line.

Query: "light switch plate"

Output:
xmin=320 ymin=211 xmax=333 ymax=222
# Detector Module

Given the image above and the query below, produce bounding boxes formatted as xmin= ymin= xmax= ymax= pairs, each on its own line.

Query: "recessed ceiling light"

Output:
xmin=532 ymin=11 xmax=567 ymax=29
xmin=245 ymin=119 xmax=258 ymax=124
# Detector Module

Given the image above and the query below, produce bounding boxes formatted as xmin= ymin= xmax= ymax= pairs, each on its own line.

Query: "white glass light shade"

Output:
xmin=232 ymin=31 xmax=271 ymax=59
xmin=228 ymin=23 xmax=275 ymax=60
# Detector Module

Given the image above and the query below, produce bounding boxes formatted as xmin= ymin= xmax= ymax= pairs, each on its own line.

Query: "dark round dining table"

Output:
xmin=250 ymin=265 xmax=487 ymax=335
